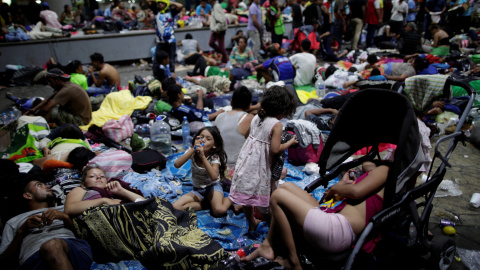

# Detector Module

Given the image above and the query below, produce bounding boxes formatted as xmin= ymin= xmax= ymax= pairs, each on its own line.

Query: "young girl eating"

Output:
xmin=172 ymin=126 xmax=232 ymax=216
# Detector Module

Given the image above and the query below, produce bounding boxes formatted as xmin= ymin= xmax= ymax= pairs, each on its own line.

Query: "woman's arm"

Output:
xmin=270 ymin=122 xmax=298 ymax=155
xmin=64 ymin=187 xmax=121 ymax=216
xmin=105 ymin=181 xmax=145 ymax=202
xmin=327 ymin=165 xmax=389 ymax=200
xmin=384 ymin=73 xmax=408 ymax=81
xmin=174 ymin=148 xmax=195 ymax=168
xmin=432 ymin=32 xmax=440 ymax=48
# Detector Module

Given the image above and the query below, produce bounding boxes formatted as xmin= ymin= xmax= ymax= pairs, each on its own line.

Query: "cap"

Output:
xmin=45 ymin=68 xmax=71 ymax=79
xmin=42 ymin=2 xmax=50 ymax=8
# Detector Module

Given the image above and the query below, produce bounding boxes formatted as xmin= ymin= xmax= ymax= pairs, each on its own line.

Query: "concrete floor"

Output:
xmin=1 ymin=63 xmax=479 ymax=270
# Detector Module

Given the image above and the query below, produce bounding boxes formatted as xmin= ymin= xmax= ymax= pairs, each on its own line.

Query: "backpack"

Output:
xmin=131 ymin=148 xmax=167 ymax=173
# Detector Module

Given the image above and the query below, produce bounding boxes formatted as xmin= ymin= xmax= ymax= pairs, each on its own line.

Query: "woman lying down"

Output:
xmin=65 ymin=165 xmax=227 ymax=269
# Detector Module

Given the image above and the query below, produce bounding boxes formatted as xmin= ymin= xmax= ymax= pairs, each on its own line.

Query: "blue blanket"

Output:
xmin=93 ymin=151 xmax=338 ymax=269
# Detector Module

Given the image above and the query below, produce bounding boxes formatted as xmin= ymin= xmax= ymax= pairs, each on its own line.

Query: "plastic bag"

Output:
xmin=456 ymin=248 xmax=480 ymax=270
xmin=435 ymin=180 xmax=463 ymax=197
xmin=325 ymin=69 xmax=349 ymax=89
xmin=435 ymin=111 xmax=459 ymax=124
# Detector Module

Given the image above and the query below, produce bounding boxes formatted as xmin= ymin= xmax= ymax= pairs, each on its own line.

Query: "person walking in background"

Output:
xmin=348 ymin=0 xmax=366 ymax=49
xmin=208 ymin=0 xmax=229 ymax=63
xmin=155 ymin=0 xmax=183 ymax=74
xmin=248 ymin=0 xmax=263 ymax=59
xmin=365 ymin=0 xmax=383 ymax=48
xmin=267 ymin=0 xmax=286 ymax=45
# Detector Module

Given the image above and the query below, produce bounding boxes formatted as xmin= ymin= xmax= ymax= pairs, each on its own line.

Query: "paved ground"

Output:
xmin=1 ymin=62 xmax=479 ymax=270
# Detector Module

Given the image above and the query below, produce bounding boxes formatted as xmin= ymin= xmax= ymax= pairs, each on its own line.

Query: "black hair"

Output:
xmin=413 ymin=56 xmax=428 ymax=72
xmin=162 ymin=77 xmax=177 ymax=93
xmin=231 ymin=86 xmax=252 ymax=110
xmin=58 ymin=124 xmax=85 ymax=140
xmin=428 ymin=23 xmax=440 ymax=32
xmin=238 ymin=36 xmax=248 ymax=44
xmin=348 ymin=67 xmax=358 ymax=72
xmin=90 ymin=52 xmax=104 ymax=64
xmin=155 ymin=49 xmax=169 ymax=64
xmin=301 ymin=39 xmax=311 ymax=51
xmin=185 ymin=33 xmax=193 ymax=39
xmin=65 ymin=60 xmax=82 ymax=75
xmin=67 ymin=148 xmax=96 ymax=171
xmin=64 ymin=4 xmax=70 ymax=12
xmin=325 ymin=64 xmax=337 ymax=79
xmin=191 ymin=126 xmax=227 ymax=177
xmin=268 ymin=44 xmax=279 ymax=57
xmin=166 ymin=84 xmax=183 ymax=104
xmin=370 ymin=68 xmax=381 ymax=77
xmin=367 ymin=55 xmax=378 ymax=65
xmin=236 ymin=30 xmax=243 ymax=35
xmin=258 ymin=85 xmax=296 ymax=120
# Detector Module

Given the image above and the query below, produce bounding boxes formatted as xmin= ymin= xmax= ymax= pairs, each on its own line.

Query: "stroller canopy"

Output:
xmin=319 ymin=89 xmax=427 ymax=206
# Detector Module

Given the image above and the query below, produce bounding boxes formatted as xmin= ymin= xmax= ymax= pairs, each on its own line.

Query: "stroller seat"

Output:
xmin=301 ymin=79 xmax=476 ymax=269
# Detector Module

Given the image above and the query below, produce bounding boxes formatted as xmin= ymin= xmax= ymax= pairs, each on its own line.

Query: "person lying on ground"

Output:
xmin=64 ymin=166 xmax=145 ymax=217
xmin=0 ymin=175 xmax=93 ymax=270
xmin=25 ymin=69 xmax=92 ymax=126
xmin=304 ymin=107 xmax=338 ymax=131
xmin=243 ymin=161 xmax=391 ymax=269
xmin=32 ymin=124 xmax=95 ymax=170
xmin=5 ymin=22 xmax=70 ymax=40
xmin=86 ymin=52 xmax=121 ymax=95
xmin=167 ymin=83 xmax=224 ymax=122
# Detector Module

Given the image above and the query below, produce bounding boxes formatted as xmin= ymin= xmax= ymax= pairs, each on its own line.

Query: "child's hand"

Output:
xmin=194 ymin=141 xmax=205 ymax=158
xmin=288 ymin=135 xmax=299 ymax=146
xmin=340 ymin=169 xmax=356 ymax=185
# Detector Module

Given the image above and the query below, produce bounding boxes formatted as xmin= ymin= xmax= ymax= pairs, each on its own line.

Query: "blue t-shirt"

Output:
xmin=172 ymin=104 xmax=210 ymax=122
xmin=406 ymin=0 xmax=417 ymax=22
xmin=262 ymin=56 xmax=295 ymax=85
xmin=196 ymin=4 xmax=212 ymax=16
xmin=457 ymin=0 xmax=472 ymax=16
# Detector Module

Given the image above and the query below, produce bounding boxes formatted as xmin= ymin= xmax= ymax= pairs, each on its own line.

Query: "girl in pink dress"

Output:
xmin=229 ymin=86 xmax=298 ymax=231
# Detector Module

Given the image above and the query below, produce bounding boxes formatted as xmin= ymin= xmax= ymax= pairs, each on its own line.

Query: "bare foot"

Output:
xmin=242 ymin=239 xmax=274 ymax=261
xmin=280 ymin=168 xmax=288 ymax=180
xmin=49 ymin=57 xmax=57 ymax=65
xmin=248 ymin=217 xmax=261 ymax=231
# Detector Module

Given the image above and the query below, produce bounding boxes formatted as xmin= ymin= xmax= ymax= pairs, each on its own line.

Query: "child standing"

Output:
xmin=229 ymin=86 xmax=298 ymax=231
xmin=173 ymin=126 xmax=232 ymax=216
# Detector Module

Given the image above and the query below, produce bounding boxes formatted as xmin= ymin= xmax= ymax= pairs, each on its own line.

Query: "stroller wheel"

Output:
xmin=430 ymin=237 xmax=456 ymax=270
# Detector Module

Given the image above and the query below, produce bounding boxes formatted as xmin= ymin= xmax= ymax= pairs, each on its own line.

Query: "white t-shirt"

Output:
xmin=0 ymin=206 xmax=75 ymax=265
xmin=391 ymin=0 xmax=409 ymax=21
xmin=289 ymin=52 xmax=316 ymax=86
xmin=190 ymin=154 xmax=221 ymax=188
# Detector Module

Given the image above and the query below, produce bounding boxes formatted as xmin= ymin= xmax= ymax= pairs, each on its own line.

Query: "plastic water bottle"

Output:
xmin=8 ymin=111 xmax=16 ymax=123
xmin=150 ymin=116 xmax=172 ymax=155
xmin=12 ymin=107 xmax=21 ymax=119
xmin=315 ymin=77 xmax=326 ymax=99
xmin=1 ymin=113 xmax=8 ymax=126
xmin=181 ymin=116 xmax=191 ymax=149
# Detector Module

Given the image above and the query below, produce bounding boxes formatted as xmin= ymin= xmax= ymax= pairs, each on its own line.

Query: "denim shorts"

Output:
xmin=192 ymin=182 xmax=223 ymax=200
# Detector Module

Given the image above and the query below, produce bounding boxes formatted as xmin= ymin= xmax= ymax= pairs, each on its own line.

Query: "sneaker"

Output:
xmin=5 ymin=92 xmax=15 ymax=100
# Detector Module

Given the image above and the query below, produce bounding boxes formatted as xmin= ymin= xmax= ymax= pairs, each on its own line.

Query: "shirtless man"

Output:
xmin=86 ymin=52 xmax=121 ymax=96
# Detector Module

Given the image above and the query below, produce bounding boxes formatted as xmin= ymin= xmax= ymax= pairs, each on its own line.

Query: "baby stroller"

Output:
xmin=302 ymin=78 xmax=476 ymax=270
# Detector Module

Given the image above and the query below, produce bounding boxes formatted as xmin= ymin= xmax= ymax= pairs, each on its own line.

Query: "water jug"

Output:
xmin=150 ymin=115 xmax=172 ymax=155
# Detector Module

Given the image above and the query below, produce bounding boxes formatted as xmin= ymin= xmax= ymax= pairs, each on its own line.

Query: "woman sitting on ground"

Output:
xmin=65 ymin=165 xmax=145 ymax=216
xmin=59 ymin=5 xmax=75 ymax=26
xmin=244 ymin=160 xmax=391 ymax=269
xmin=228 ymin=36 xmax=258 ymax=81
xmin=422 ymin=23 xmax=450 ymax=56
